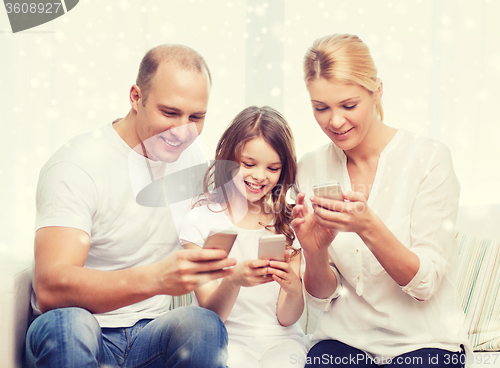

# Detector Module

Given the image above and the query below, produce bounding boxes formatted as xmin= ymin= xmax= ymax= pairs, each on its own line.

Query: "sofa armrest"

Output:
xmin=0 ymin=263 xmax=33 ymax=368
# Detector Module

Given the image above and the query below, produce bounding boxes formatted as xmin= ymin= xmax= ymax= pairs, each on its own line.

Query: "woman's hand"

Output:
xmin=292 ymin=194 xmax=341 ymax=300
xmin=228 ymin=259 xmax=273 ymax=287
xmin=267 ymin=259 xmax=302 ymax=297
xmin=310 ymin=190 xmax=375 ymax=236
xmin=291 ymin=192 xmax=337 ymax=256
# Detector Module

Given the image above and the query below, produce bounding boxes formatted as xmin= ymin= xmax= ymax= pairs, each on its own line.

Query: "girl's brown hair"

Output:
xmin=199 ymin=106 xmax=298 ymax=251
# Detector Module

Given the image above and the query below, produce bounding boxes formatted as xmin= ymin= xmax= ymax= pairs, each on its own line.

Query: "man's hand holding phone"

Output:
xmin=172 ymin=230 xmax=239 ymax=294
xmin=151 ymin=247 xmax=236 ymax=296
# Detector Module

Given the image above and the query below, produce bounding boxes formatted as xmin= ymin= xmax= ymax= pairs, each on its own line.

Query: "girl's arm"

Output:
xmin=195 ymin=278 xmax=241 ymax=322
xmin=183 ymin=242 xmax=271 ymax=322
xmin=183 ymin=242 xmax=237 ymax=321
xmin=268 ymin=252 xmax=304 ymax=327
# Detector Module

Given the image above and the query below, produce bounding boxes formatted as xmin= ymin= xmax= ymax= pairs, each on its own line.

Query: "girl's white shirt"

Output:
xmin=179 ymin=203 xmax=306 ymax=348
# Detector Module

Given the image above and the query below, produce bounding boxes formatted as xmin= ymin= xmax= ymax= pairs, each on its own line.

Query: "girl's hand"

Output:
xmin=310 ymin=190 xmax=375 ymax=235
xmin=228 ymin=259 xmax=273 ymax=287
xmin=267 ymin=260 xmax=302 ymax=297
xmin=291 ymin=192 xmax=337 ymax=256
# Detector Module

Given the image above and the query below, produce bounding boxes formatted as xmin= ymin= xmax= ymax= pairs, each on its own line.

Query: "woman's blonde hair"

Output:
xmin=303 ymin=33 xmax=384 ymax=121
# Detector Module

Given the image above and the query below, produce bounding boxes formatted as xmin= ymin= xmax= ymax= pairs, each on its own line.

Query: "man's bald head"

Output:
xmin=136 ymin=44 xmax=212 ymax=106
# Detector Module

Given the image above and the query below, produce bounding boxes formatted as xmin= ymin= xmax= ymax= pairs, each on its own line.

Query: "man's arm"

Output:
xmin=34 ymin=226 xmax=236 ymax=314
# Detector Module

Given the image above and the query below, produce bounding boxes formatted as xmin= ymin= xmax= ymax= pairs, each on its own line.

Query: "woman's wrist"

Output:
xmin=356 ymin=208 xmax=381 ymax=246
xmin=303 ymin=265 xmax=338 ymax=300
xmin=302 ymin=247 xmax=330 ymax=268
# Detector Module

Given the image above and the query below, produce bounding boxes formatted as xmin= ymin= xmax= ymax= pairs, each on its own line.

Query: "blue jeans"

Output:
xmin=306 ymin=340 xmax=465 ymax=368
xmin=25 ymin=306 xmax=228 ymax=368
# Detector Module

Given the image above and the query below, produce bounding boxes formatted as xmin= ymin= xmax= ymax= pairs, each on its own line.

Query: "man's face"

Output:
xmin=133 ymin=64 xmax=210 ymax=163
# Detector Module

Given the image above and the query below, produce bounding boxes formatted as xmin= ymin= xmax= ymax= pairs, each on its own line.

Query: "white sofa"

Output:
xmin=1 ymin=205 xmax=499 ymax=368
xmin=0 ymin=263 xmax=32 ymax=368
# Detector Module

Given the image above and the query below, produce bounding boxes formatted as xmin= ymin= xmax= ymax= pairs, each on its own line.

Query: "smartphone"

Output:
xmin=203 ymin=230 xmax=238 ymax=254
xmin=258 ymin=234 xmax=286 ymax=262
xmin=313 ymin=181 xmax=344 ymax=201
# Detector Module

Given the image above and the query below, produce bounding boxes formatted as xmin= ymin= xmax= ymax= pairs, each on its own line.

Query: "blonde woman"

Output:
xmin=292 ymin=34 xmax=470 ymax=367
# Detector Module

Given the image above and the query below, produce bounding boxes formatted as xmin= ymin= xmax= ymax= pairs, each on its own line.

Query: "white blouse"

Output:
xmin=297 ymin=129 xmax=470 ymax=360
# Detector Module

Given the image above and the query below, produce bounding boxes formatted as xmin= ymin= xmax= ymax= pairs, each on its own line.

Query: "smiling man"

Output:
xmin=25 ymin=45 xmax=235 ymax=368
xmin=116 ymin=48 xmax=210 ymax=163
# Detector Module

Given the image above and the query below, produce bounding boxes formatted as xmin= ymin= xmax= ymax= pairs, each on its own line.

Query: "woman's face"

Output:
xmin=232 ymin=137 xmax=282 ymax=203
xmin=306 ymin=78 xmax=381 ymax=151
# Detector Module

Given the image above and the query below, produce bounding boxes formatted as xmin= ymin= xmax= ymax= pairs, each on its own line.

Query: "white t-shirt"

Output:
xmin=179 ymin=203 xmax=306 ymax=349
xmin=33 ymin=122 xmax=206 ymax=328
xmin=297 ymin=129 xmax=470 ymax=360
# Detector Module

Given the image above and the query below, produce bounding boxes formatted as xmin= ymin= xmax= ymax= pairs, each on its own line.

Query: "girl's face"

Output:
xmin=306 ymin=78 xmax=382 ymax=152
xmin=233 ymin=137 xmax=282 ymax=203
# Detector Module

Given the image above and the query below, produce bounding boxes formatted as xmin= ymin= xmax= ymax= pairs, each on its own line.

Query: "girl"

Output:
xmin=293 ymin=33 xmax=470 ymax=367
xmin=179 ymin=106 xmax=307 ymax=368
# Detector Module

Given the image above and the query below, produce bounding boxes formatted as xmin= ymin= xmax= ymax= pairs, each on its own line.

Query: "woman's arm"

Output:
xmin=271 ymin=252 xmax=304 ymax=327
xmin=358 ymin=207 xmax=420 ymax=286
xmin=312 ymin=193 xmax=420 ymax=286
xmin=310 ymin=145 xmax=459 ymax=300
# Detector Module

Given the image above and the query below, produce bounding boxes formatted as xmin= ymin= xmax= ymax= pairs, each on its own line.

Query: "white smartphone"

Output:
xmin=203 ymin=230 xmax=237 ymax=254
xmin=258 ymin=234 xmax=286 ymax=262
xmin=313 ymin=181 xmax=344 ymax=201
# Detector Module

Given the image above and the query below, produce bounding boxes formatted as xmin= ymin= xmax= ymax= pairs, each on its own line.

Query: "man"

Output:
xmin=25 ymin=44 xmax=236 ymax=368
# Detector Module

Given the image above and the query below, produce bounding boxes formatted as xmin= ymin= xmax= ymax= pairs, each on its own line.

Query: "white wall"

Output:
xmin=1 ymin=0 xmax=499 ymax=263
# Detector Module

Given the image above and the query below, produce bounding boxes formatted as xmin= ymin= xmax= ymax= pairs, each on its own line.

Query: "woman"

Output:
xmin=292 ymin=33 xmax=470 ymax=367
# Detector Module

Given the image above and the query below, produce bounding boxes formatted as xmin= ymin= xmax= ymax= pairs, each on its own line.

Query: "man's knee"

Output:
xmin=27 ymin=307 xmax=101 ymax=352
xmin=164 ymin=307 xmax=228 ymax=367
xmin=154 ymin=306 xmax=227 ymax=349
xmin=170 ymin=306 xmax=225 ymax=335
